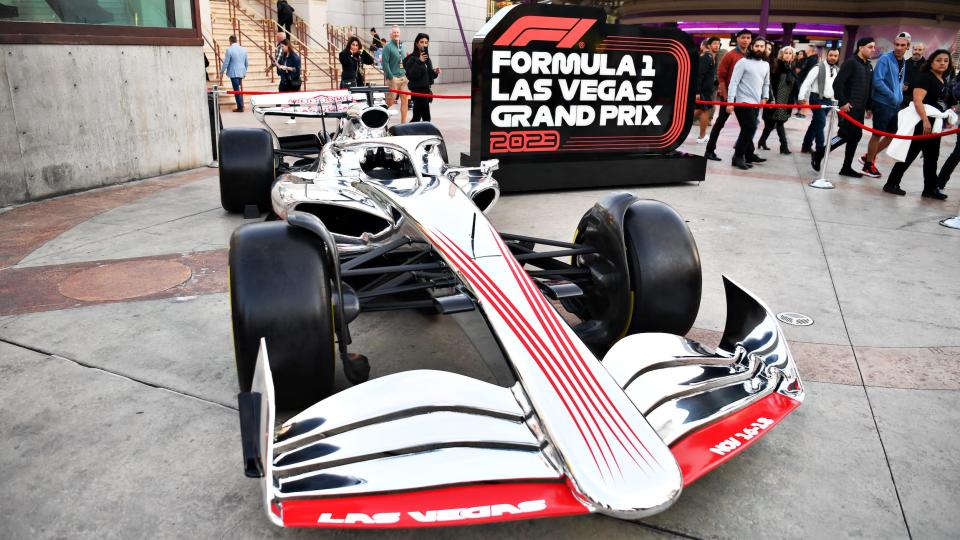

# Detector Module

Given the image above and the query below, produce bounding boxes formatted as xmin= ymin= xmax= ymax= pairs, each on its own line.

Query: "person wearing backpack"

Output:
xmin=935 ymin=67 xmax=960 ymax=195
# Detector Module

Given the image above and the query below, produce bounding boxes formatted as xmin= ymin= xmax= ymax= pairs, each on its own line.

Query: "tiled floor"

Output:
xmin=1 ymin=82 xmax=958 ymax=539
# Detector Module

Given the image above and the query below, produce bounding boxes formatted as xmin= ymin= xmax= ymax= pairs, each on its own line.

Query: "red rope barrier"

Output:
xmin=388 ymin=88 xmax=472 ymax=99
xmin=696 ymin=100 xmax=824 ymax=109
xmin=210 ymin=88 xmax=959 ymax=141
xmin=217 ymin=88 xmax=338 ymax=95
xmin=835 ymin=109 xmax=960 ymax=140
xmin=211 ymin=88 xmax=472 ymax=99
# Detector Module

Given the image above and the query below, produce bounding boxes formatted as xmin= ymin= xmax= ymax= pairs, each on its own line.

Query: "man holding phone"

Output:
xmin=403 ymin=33 xmax=441 ymax=122
xmin=382 ymin=26 xmax=409 ymax=123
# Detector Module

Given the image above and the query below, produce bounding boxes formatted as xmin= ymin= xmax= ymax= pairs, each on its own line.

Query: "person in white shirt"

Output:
xmin=798 ymin=48 xmax=841 ymax=171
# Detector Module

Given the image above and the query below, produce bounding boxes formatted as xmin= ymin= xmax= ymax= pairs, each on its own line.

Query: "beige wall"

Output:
xmin=0 ymin=44 xmax=211 ymax=206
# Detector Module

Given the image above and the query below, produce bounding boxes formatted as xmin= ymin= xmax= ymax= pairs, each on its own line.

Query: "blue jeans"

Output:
xmin=802 ymin=95 xmax=831 ymax=152
xmin=230 ymin=77 xmax=243 ymax=110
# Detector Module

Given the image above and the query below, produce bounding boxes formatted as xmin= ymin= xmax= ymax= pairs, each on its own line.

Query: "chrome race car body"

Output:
xmin=232 ymin=89 xmax=804 ymax=529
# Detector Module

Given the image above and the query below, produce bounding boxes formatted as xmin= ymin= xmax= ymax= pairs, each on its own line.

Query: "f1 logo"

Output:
xmin=493 ymin=16 xmax=596 ymax=48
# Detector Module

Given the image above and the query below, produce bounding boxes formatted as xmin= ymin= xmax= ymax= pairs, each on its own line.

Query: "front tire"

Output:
xmin=230 ymin=221 xmax=336 ymax=410
xmin=567 ymin=198 xmax=701 ymax=348
xmin=621 ymin=200 xmax=701 ymax=336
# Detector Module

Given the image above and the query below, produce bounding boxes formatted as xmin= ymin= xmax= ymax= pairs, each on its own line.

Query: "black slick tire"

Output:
xmin=230 ymin=221 xmax=336 ymax=410
xmin=622 ymin=200 xmax=701 ymax=336
xmin=219 ymin=128 xmax=275 ymax=214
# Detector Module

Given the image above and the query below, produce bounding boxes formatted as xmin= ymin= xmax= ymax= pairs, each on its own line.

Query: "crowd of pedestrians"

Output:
xmin=696 ymin=30 xmax=959 ymax=201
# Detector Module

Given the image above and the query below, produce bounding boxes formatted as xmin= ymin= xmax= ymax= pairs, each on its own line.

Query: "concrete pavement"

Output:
xmin=1 ymin=82 xmax=958 ymax=539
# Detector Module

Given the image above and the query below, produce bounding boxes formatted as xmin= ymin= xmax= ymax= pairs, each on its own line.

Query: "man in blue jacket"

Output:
xmin=861 ymin=32 xmax=911 ymax=178
xmin=221 ymin=35 xmax=249 ymax=112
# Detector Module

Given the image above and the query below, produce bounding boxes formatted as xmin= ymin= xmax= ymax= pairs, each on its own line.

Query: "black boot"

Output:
xmin=732 ymin=155 xmax=751 ymax=170
xmin=757 ymin=140 xmax=771 ymax=150
xmin=780 ymin=143 xmax=791 ymax=155
xmin=746 ymin=154 xmax=767 ymax=163
xmin=704 ymin=150 xmax=722 ymax=161
xmin=883 ymin=183 xmax=906 ymax=196
xmin=811 ymin=149 xmax=823 ymax=171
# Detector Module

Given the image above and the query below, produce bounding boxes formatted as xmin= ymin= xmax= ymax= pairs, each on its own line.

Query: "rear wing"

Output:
xmin=251 ymin=87 xmax=388 ymax=119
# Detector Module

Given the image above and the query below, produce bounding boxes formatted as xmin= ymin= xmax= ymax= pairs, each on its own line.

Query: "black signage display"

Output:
xmin=464 ymin=4 xmax=706 ymax=192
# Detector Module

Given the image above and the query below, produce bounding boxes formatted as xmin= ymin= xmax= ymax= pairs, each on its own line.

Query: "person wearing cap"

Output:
xmin=828 ymin=36 xmax=875 ymax=178
xmin=860 ymin=32 xmax=911 ymax=179
xmin=704 ymin=29 xmax=753 ymax=161
xmin=799 ymin=48 xmax=842 ymax=171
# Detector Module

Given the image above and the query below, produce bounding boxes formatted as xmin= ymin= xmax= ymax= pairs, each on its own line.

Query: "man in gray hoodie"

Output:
xmin=726 ymin=37 xmax=770 ymax=170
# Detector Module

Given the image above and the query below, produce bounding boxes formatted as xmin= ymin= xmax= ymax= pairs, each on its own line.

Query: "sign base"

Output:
xmin=461 ymin=152 xmax=706 ymax=193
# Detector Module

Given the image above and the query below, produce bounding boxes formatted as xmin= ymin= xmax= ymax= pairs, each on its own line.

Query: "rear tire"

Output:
xmin=219 ymin=128 xmax=276 ymax=214
xmin=230 ymin=221 xmax=336 ymax=410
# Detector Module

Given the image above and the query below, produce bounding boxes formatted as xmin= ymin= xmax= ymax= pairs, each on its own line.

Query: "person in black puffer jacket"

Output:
xmin=339 ymin=36 xmax=375 ymax=88
xmin=829 ymin=37 xmax=875 ymax=178
xmin=403 ymin=33 xmax=441 ymax=122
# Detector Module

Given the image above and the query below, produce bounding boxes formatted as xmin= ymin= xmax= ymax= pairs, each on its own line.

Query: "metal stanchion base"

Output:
xmin=940 ymin=216 xmax=960 ymax=229
xmin=809 ymin=178 xmax=835 ymax=189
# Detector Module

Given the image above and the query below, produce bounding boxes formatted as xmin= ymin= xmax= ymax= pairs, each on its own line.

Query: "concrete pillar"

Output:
xmin=290 ymin=0 xmax=328 ymax=42
xmin=783 ymin=22 xmax=795 ymax=45
xmin=759 ymin=0 xmax=770 ymax=38
xmin=198 ymin=0 xmax=211 ymax=35
xmin=842 ymin=24 xmax=859 ymax=60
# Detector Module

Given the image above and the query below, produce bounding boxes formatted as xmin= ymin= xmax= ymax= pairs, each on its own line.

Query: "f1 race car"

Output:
xmin=218 ymin=87 xmax=804 ymax=529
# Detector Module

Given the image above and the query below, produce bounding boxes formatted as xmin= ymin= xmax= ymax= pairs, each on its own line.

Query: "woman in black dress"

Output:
xmin=339 ymin=36 xmax=374 ymax=88
xmin=758 ymin=46 xmax=796 ymax=154
xmin=884 ymin=49 xmax=955 ymax=199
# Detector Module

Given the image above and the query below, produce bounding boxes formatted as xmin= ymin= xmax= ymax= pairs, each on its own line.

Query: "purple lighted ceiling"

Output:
xmin=677 ymin=21 xmax=844 ymax=36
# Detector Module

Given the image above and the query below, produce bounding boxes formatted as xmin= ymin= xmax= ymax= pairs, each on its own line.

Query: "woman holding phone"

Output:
xmin=403 ymin=33 xmax=441 ymax=122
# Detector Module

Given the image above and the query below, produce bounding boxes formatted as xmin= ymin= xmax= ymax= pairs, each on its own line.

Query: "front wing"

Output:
xmin=241 ymin=277 xmax=803 ymax=528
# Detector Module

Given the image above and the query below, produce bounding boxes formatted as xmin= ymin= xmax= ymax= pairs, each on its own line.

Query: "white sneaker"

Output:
xmin=696 ymin=137 xmax=708 ymax=144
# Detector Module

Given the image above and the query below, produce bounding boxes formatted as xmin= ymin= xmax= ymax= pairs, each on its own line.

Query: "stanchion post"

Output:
xmin=941 ymin=216 xmax=960 ymax=229
xmin=809 ymin=99 xmax=837 ymax=189
xmin=209 ymin=85 xmax=222 ymax=168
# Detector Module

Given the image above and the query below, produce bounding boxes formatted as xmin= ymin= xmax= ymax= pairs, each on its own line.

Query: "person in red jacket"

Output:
xmin=704 ymin=29 xmax=753 ymax=161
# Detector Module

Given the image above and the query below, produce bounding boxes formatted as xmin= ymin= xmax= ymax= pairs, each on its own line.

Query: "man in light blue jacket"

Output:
xmin=861 ymin=32 xmax=911 ymax=178
xmin=221 ymin=35 xmax=249 ymax=112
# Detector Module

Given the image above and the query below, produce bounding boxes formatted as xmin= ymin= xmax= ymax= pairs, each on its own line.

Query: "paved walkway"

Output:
xmin=1 ymin=83 xmax=958 ymax=539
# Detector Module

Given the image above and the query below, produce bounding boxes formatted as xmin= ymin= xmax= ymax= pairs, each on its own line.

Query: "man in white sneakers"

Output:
xmin=799 ymin=48 xmax=841 ymax=171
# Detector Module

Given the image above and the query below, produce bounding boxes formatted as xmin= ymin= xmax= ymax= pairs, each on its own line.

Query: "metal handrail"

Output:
xmin=201 ymin=30 xmax=224 ymax=86
xmin=252 ymin=0 xmax=336 ymax=87
xmin=224 ymin=0 xmax=338 ymax=88
xmin=262 ymin=15 xmax=337 ymax=89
